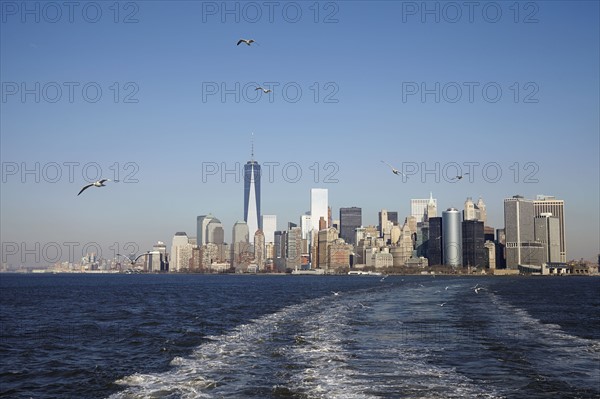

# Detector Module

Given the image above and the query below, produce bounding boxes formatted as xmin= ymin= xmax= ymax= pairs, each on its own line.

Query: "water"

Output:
xmin=1 ymin=274 xmax=598 ymax=398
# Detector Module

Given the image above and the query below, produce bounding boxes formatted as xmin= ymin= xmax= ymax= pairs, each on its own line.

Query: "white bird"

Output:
xmin=439 ymin=302 xmax=447 ymax=307
xmin=331 ymin=291 xmax=340 ymax=296
xmin=358 ymin=302 xmax=371 ymax=309
xmin=445 ymin=286 xmax=450 ymax=290
xmin=474 ymin=287 xmax=487 ymax=294
xmin=381 ymin=161 xmax=406 ymax=177
xmin=77 ymin=179 xmax=112 ymax=196
xmin=380 ymin=275 xmax=388 ymax=282
xmin=255 ymin=87 xmax=272 ymax=93
xmin=237 ymin=38 xmax=256 ymax=46
xmin=116 ymin=252 xmax=150 ymax=266
xmin=450 ymin=173 xmax=469 ymax=181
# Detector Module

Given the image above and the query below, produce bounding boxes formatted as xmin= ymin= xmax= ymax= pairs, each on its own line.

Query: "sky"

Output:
xmin=1 ymin=0 xmax=599 ymax=266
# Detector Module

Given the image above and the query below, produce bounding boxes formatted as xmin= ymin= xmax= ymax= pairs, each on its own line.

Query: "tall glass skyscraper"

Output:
xmin=340 ymin=207 xmax=362 ymax=245
xmin=244 ymin=144 xmax=261 ymax=237
xmin=442 ymin=208 xmax=462 ymax=267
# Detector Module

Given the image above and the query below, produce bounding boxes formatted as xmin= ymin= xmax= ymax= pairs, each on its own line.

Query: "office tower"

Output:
xmin=496 ymin=228 xmax=506 ymax=269
xmin=394 ymin=223 xmax=414 ymax=266
xmin=310 ymin=189 xmax=328 ymax=232
xmin=387 ymin=211 xmax=399 ymax=225
xmin=254 ymin=230 xmax=265 ymax=270
xmin=415 ymin=222 xmax=429 ymax=258
xmin=274 ymin=231 xmax=286 ymax=271
xmin=484 ymin=241 xmax=496 ymax=269
xmin=196 ymin=214 xmax=215 ymax=246
xmin=288 ymin=222 xmax=297 ymax=230
xmin=464 ymin=197 xmax=487 ymax=222
xmin=534 ymin=195 xmax=566 ymax=262
xmin=300 ymin=213 xmax=312 ymax=240
xmin=206 ymin=218 xmax=224 ymax=245
xmin=378 ymin=209 xmax=388 ymax=237
xmin=534 ymin=214 xmax=561 ymax=263
xmin=504 ymin=195 xmax=544 ymax=269
xmin=412 ymin=194 xmax=437 ymax=223
xmin=286 ymin=227 xmax=302 ymax=270
xmin=462 ymin=220 xmax=485 ymax=268
xmin=244 ymin=140 xmax=261 ymax=238
xmin=340 ymin=207 xmax=362 ymax=245
xmin=426 ymin=192 xmax=437 ymax=220
xmin=477 ymin=197 xmax=487 ymax=224
xmin=231 ymin=221 xmax=250 ymax=270
xmin=442 ymin=208 xmax=462 ymax=267
xmin=329 ymin=239 xmax=352 ymax=269
xmin=464 ymin=197 xmax=476 ymax=221
xmin=170 ymin=232 xmax=192 ymax=272
xmin=318 ymin=228 xmax=338 ymax=269
xmin=149 ymin=241 xmax=168 ymax=272
xmin=262 ymin=215 xmax=277 ymax=244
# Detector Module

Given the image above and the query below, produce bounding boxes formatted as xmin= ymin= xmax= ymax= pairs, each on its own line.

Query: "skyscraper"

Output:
xmin=340 ymin=207 xmax=362 ymax=245
xmin=206 ymin=217 xmax=224 ymax=244
xmin=170 ymin=232 xmax=192 ymax=272
xmin=244 ymin=139 xmax=261 ymax=238
xmin=261 ymin=215 xmax=277 ymax=244
xmin=310 ymin=188 xmax=328 ymax=232
xmin=412 ymin=193 xmax=437 ymax=223
xmin=442 ymin=208 xmax=462 ymax=267
xmin=533 ymin=195 xmax=566 ymax=262
xmin=426 ymin=193 xmax=437 ymax=220
xmin=504 ymin=195 xmax=544 ymax=269
xmin=231 ymin=221 xmax=250 ymax=270
xmin=196 ymin=214 xmax=215 ymax=246
xmin=462 ymin=220 xmax=485 ymax=268
xmin=534 ymin=214 xmax=561 ymax=263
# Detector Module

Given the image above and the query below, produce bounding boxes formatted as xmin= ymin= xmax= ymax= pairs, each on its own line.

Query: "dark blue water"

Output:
xmin=1 ymin=274 xmax=599 ymax=398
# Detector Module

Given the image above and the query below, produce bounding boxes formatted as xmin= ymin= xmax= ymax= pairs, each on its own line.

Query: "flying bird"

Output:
xmin=331 ymin=291 xmax=340 ymax=296
xmin=237 ymin=39 xmax=256 ymax=46
xmin=77 ymin=179 xmax=112 ymax=196
xmin=450 ymin=173 xmax=469 ymax=181
xmin=381 ymin=161 xmax=406 ymax=177
xmin=255 ymin=87 xmax=272 ymax=93
xmin=116 ymin=252 xmax=150 ymax=266
xmin=439 ymin=302 xmax=447 ymax=307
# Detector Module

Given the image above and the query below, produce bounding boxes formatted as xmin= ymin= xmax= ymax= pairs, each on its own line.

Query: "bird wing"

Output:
xmin=381 ymin=160 xmax=396 ymax=170
xmin=99 ymin=179 xmax=110 ymax=184
xmin=134 ymin=252 xmax=150 ymax=262
xmin=237 ymin=40 xmax=244 ymax=45
xmin=255 ymin=87 xmax=263 ymax=91
xmin=77 ymin=184 xmax=93 ymax=196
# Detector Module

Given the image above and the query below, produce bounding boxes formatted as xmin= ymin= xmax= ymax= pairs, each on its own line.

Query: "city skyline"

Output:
xmin=1 ymin=2 xmax=598 ymax=264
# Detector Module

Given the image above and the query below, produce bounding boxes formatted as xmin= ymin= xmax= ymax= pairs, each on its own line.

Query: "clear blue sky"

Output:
xmin=1 ymin=1 xmax=598 ymax=265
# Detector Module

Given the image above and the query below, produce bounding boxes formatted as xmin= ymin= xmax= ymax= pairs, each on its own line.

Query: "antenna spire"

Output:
xmin=251 ymin=132 xmax=254 ymax=161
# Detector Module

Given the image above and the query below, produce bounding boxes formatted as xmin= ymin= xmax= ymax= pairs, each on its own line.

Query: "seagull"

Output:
xmin=237 ymin=38 xmax=256 ymax=46
xmin=445 ymin=286 xmax=450 ymax=290
xmin=381 ymin=161 xmax=406 ymax=177
xmin=474 ymin=287 xmax=487 ymax=294
xmin=255 ymin=87 xmax=272 ymax=93
xmin=439 ymin=302 xmax=447 ymax=307
xmin=331 ymin=291 xmax=340 ymax=296
xmin=116 ymin=252 xmax=150 ymax=266
xmin=450 ymin=173 xmax=469 ymax=181
xmin=380 ymin=275 xmax=388 ymax=282
xmin=77 ymin=179 xmax=112 ymax=196
xmin=358 ymin=302 xmax=371 ymax=309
